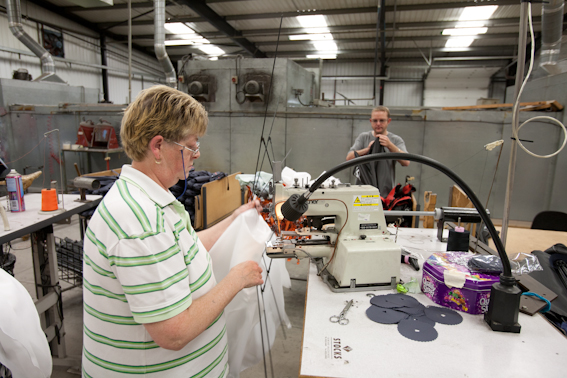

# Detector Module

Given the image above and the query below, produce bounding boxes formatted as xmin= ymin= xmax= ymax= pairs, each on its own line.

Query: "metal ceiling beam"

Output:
xmin=104 ymin=15 xmax=542 ymax=31
xmin=175 ymin=0 xmax=266 ymax=58
xmin=131 ymin=33 xmax=519 ymax=44
xmin=251 ymin=34 xmax=519 ymax=46
xmin=62 ymin=1 xmax=162 ymax=12
xmin=264 ymin=46 xmax=516 ymax=57
xmin=195 ymin=0 xmax=523 ymax=22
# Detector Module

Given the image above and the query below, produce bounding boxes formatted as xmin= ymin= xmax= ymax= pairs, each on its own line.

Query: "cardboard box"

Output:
xmin=194 ymin=172 xmax=243 ymax=230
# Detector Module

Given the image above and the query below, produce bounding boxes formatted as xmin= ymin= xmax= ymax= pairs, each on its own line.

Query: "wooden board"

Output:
xmin=194 ymin=172 xmax=243 ymax=230
xmin=421 ymin=191 xmax=436 ymax=228
xmin=442 ymin=100 xmax=563 ymax=112
xmin=449 ymin=185 xmax=477 ymax=236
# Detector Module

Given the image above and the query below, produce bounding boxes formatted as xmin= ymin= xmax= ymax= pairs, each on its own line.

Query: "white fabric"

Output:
xmin=281 ymin=167 xmax=311 ymax=187
xmin=0 ymin=269 xmax=52 ymax=378
xmin=209 ymin=209 xmax=291 ymax=378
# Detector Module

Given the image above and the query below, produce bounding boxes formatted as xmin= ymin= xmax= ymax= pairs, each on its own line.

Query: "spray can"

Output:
xmin=6 ymin=169 xmax=25 ymax=212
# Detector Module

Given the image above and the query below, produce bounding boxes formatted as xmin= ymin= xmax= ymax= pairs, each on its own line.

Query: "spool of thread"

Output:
xmin=41 ymin=189 xmax=59 ymax=211
xmin=447 ymin=226 xmax=470 ymax=252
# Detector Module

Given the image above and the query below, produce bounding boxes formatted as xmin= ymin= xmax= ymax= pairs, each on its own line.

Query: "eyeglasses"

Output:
xmin=171 ymin=141 xmax=200 ymax=156
xmin=370 ymin=119 xmax=389 ymax=123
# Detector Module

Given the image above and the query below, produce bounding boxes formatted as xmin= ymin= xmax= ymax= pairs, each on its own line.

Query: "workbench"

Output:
xmin=299 ymin=228 xmax=566 ymax=378
xmin=0 ymin=193 xmax=102 ymax=362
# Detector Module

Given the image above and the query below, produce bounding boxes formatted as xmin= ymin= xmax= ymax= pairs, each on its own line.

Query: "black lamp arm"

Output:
xmin=306 ymin=152 xmax=513 ymax=279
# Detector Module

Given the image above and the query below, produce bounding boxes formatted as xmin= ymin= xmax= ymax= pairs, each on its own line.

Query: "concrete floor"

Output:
xmin=8 ymin=214 xmax=309 ymax=378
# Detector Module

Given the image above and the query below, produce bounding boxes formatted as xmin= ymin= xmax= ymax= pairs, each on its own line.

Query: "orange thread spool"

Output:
xmin=41 ymin=189 xmax=59 ymax=211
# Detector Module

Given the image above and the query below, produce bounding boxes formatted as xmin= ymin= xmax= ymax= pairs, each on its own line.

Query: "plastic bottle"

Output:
xmin=6 ymin=169 xmax=25 ymax=212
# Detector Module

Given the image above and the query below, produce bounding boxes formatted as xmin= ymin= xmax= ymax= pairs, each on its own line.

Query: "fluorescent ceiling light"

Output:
xmin=442 ymin=27 xmax=487 ymax=36
xmin=209 ymin=57 xmax=218 ymax=61
xmin=164 ymin=22 xmax=195 ymax=35
xmin=165 ymin=38 xmax=209 ymax=46
xmin=306 ymin=54 xmax=337 ymax=60
xmin=289 ymin=33 xmax=333 ymax=41
xmin=178 ymin=34 xmax=205 ymax=41
xmin=459 ymin=6 xmax=498 ymax=21
xmin=314 ymin=41 xmax=337 ymax=52
xmin=445 ymin=37 xmax=474 ymax=48
xmin=165 ymin=40 xmax=196 ymax=46
xmin=296 ymin=15 xmax=328 ymax=28
xmin=198 ymin=45 xmax=225 ymax=56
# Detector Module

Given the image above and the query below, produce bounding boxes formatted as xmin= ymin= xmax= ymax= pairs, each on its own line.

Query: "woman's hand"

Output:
xmin=229 ymin=260 xmax=264 ymax=289
xmin=232 ymin=199 xmax=263 ymax=219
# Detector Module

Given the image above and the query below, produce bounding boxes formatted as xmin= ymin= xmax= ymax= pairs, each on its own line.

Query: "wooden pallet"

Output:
xmin=442 ymin=100 xmax=563 ymax=112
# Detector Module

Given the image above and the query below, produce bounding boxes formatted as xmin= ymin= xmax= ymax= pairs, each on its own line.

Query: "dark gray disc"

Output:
xmin=408 ymin=315 xmax=435 ymax=327
xmin=398 ymin=319 xmax=438 ymax=342
xmin=396 ymin=305 xmax=426 ymax=316
xmin=366 ymin=305 xmax=408 ymax=324
xmin=370 ymin=295 xmax=403 ymax=308
xmin=385 ymin=293 xmax=421 ymax=307
xmin=424 ymin=306 xmax=463 ymax=325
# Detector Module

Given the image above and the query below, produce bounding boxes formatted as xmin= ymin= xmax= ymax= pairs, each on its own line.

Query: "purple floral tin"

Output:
xmin=421 ymin=252 xmax=500 ymax=315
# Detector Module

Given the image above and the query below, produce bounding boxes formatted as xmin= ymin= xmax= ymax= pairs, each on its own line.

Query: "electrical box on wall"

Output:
xmin=185 ymin=73 xmax=217 ymax=103
xmin=242 ymin=72 xmax=271 ymax=103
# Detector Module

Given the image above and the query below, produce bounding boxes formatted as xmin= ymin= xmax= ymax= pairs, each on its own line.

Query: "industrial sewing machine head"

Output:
xmin=265 ymin=181 xmax=401 ymax=292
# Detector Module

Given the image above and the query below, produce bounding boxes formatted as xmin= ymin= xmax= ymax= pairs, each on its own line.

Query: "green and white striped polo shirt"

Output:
xmin=82 ymin=164 xmax=228 ymax=377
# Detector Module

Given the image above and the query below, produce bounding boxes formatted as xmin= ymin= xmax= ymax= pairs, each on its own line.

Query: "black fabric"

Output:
xmin=353 ymin=137 xmax=388 ymax=190
xmin=531 ymin=211 xmax=567 ymax=232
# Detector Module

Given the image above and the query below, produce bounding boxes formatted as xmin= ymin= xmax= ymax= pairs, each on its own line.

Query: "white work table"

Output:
xmin=0 ymin=193 xmax=102 ymax=362
xmin=299 ymin=228 xmax=566 ymax=378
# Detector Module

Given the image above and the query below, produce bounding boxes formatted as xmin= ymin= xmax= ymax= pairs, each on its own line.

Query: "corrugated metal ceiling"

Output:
xmin=24 ymin=0 xmax=565 ymax=78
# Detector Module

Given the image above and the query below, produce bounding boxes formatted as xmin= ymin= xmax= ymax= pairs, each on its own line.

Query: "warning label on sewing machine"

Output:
xmin=353 ymin=195 xmax=381 ymax=212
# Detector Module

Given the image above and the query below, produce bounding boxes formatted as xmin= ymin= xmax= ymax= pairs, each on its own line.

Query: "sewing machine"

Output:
xmin=266 ymin=182 xmax=401 ymax=292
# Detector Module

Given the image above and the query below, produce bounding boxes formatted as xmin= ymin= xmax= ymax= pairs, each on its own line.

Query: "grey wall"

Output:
xmin=0 ymin=79 xmax=128 ymax=191
xmin=196 ymin=107 xmax=564 ymax=223
xmin=2 ymin=66 xmax=565 ymax=223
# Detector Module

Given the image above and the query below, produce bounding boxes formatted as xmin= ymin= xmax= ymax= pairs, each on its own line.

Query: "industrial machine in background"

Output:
xmin=185 ymin=72 xmax=217 ymax=103
xmin=266 ymin=181 xmax=401 ymax=292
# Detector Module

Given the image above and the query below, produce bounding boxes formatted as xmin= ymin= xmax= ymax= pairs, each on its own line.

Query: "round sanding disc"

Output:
xmin=424 ymin=306 xmax=463 ymax=325
xmin=370 ymin=295 xmax=403 ymax=308
xmin=386 ymin=293 xmax=421 ymax=307
xmin=366 ymin=305 xmax=408 ymax=324
xmin=398 ymin=319 xmax=438 ymax=342
xmin=408 ymin=314 xmax=435 ymax=327
xmin=396 ymin=305 xmax=426 ymax=316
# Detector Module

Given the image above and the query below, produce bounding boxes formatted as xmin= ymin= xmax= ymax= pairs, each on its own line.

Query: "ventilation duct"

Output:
xmin=154 ymin=0 xmax=177 ymax=88
xmin=540 ymin=0 xmax=564 ymax=75
xmin=6 ymin=0 xmax=65 ymax=83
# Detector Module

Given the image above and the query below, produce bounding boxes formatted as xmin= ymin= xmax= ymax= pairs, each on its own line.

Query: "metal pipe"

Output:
xmin=501 ymin=3 xmax=529 ymax=247
xmin=317 ymin=58 xmax=323 ymax=100
xmin=540 ymin=0 xmax=564 ymax=74
xmin=372 ymin=0 xmax=381 ymax=105
xmin=6 ymin=0 xmax=64 ymax=83
xmin=128 ymin=0 xmax=132 ymax=102
xmin=0 ymin=46 xmax=164 ymax=79
xmin=154 ymin=0 xmax=177 ymax=88
xmin=100 ymin=35 xmax=110 ymax=102
xmin=379 ymin=0 xmax=387 ymax=105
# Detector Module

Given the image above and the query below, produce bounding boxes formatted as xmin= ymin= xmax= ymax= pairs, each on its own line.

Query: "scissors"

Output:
xmin=330 ymin=300 xmax=353 ymax=325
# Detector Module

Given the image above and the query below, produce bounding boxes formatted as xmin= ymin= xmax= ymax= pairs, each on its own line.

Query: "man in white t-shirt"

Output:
xmin=346 ymin=106 xmax=410 ymax=197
